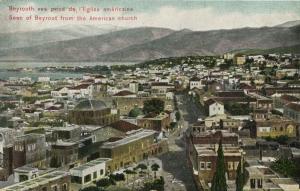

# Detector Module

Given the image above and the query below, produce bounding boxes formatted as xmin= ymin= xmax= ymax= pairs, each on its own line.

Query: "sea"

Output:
xmin=0 ymin=61 xmax=136 ymax=80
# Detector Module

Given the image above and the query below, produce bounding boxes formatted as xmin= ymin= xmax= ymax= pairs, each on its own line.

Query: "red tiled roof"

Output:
xmin=143 ymin=112 xmax=159 ymax=118
xmin=151 ymin=82 xmax=171 ymax=86
xmin=280 ymin=95 xmax=300 ymax=102
xmin=285 ymin=102 xmax=300 ymax=112
xmin=113 ymin=90 xmax=135 ymax=96
xmin=110 ymin=120 xmax=140 ymax=133
xmin=69 ymin=84 xmax=90 ymax=90
xmin=215 ymin=91 xmax=245 ymax=98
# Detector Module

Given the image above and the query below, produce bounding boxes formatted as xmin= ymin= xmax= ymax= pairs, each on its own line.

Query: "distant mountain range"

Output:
xmin=0 ymin=21 xmax=299 ymax=62
xmin=0 ymin=24 xmax=125 ymax=50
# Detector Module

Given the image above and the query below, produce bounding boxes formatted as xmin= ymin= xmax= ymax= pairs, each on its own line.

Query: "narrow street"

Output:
xmin=157 ymin=93 xmax=204 ymax=191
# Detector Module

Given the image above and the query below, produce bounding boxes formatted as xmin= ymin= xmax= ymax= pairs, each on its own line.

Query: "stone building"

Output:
xmin=113 ymin=96 xmax=174 ymax=116
xmin=191 ymin=144 xmax=243 ymax=190
xmin=51 ymin=141 xmax=79 ymax=169
xmin=13 ymin=134 xmax=47 ymax=169
xmin=68 ymin=99 xmax=119 ymax=126
xmin=137 ymin=112 xmax=171 ymax=131
xmin=284 ymin=102 xmax=300 ymax=124
xmin=187 ymin=130 xmax=244 ymax=191
xmin=0 ymin=128 xmax=15 ymax=180
xmin=255 ymin=116 xmax=297 ymax=138
xmin=244 ymin=165 xmax=299 ymax=191
xmin=99 ymin=129 xmax=168 ymax=172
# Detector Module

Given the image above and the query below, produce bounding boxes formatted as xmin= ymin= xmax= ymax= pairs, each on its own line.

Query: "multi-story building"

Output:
xmin=137 ymin=112 xmax=171 ymax=131
xmin=221 ymin=118 xmax=241 ymax=132
xmin=51 ymin=126 xmax=82 ymax=142
xmin=99 ymin=129 xmax=168 ymax=172
xmin=189 ymin=76 xmax=205 ymax=90
xmin=187 ymin=129 xmax=243 ymax=191
xmin=255 ymin=116 xmax=297 ymax=138
xmin=284 ymin=102 xmax=300 ymax=124
xmin=204 ymin=99 xmax=224 ymax=117
xmin=0 ymin=128 xmax=15 ymax=180
xmin=13 ymin=134 xmax=47 ymax=169
xmin=190 ymin=144 xmax=243 ymax=190
xmin=51 ymin=141 xmax=79 ymax=168
xmin=244 ymin=165 xmax=299 ymax=191
xmin=112 ymin=96 xmax=173 ymax=116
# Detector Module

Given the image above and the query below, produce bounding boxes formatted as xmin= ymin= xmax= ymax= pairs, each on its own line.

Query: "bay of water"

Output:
xmin=0 ymin=61 xmax=136 ymax=69
xmin=0 ymin=61 xmax=136 ymax=80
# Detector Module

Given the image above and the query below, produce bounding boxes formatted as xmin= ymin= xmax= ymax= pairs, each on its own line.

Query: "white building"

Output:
xmin=129 ymin=81 xmax=139 ymax=93
xmin=14 ymin=166 xmax=39 ymax=183
xmin=37 ymin=77 xmax=50 ymax=83
xmin=70 ymin=158 xmax=111 ymax=187
xmin=189 ymin=76 xmax=204 ymax=90
xmin=205 ymin=99 xmax=225 ymax=116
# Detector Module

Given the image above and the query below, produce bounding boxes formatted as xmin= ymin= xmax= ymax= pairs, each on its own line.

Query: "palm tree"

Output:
xmin=151 ymin=163 xmax=160 ymax=179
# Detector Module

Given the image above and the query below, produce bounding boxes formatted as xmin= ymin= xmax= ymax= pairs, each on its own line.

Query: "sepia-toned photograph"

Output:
xmin=0 ymin=0 xmax=300 ymax=191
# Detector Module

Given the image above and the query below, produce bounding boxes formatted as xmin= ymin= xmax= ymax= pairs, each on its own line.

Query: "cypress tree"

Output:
xmin=211 ymin=139 xmax=227 ymax=191
xmin=235 ymin=161 xmax=244 ymax=191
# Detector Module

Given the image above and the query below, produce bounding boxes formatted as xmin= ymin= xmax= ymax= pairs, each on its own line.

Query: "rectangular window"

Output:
xmin=84 ymin=174 xmax=91 ymax=183
xmin=206 ymin=162 xmax=212 ymax=170
xmin=234 ymin=162 xmax=239 ymax=170
xmin=257 ymin=178 xmax=263 ymax=188
xmin=71 ymin=176 xmax=82 ymax=184
xmin=200 ymin=162 xmax=205 ymax=170
xmin=227 ymin=162 xmax=233 ymax=170
xmin=100 ymin=169 xmax=104 ymax=175
xmin=250 ymin=179 xmax=256 ymax=189
xmin=93 ymin=171 xmax=97 ymax=179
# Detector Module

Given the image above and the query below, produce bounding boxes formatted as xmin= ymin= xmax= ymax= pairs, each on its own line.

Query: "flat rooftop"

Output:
xmin=71 ymin=158 xmax=111 ymax=172
xmin=101 ymin=129 xmax=155 ymax=149
xmin=2 ymin=171 xmax=69 ymax=191
xmin=51 ymin=125 xmax=81 ymax=132
xmin=194 ymin=144 xmax=242 ymax=157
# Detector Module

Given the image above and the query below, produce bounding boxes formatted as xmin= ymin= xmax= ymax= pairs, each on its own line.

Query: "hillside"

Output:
xmin=0 ymin=22 xmax=299 ymax=62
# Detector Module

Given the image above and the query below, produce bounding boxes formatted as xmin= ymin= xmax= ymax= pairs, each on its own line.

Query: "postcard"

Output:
xmin=0 ymin=0 xmax=299 ymax=191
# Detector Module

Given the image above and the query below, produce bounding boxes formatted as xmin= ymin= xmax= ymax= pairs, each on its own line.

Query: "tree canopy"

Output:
xmin=143 ymin=99 xmax=165 ymax=114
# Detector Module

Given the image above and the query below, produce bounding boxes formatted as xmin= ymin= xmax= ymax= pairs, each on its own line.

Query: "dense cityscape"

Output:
xmin=0 ymin=52 xmax=299 ymax=191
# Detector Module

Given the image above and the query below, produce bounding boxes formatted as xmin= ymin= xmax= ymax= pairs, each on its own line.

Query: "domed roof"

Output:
xmin=74 ymin=99 xmax=107 ymax=111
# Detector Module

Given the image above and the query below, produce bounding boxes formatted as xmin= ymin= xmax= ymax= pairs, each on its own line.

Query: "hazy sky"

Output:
xmin=1 ymin=0 xmax=300 ymax=33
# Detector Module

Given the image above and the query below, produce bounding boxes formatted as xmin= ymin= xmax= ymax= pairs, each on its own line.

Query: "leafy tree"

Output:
xmin=109 ymin=173 xmax=125 ymax=182
xmin=151 ymin=163 xmax=160 ymax=179
xmin=143 ymin=176 xmax=165 ymax=191
xmin=265 ymin=135 xmax=289 ymax=145
xmin=96 ymin=178 xmax=115 ymax=188
xmin=80 ymin=186 xmax=104 ymax=191
xmin=124 ymin=169 xmax=136 ymax=184
xmin=128 ymin=106 xmax=143 ymax=117
xmin=271 ymin=158 xmax=300 ymax=177
xmin=135 ymin=163 xmax=147 ymax=170
xmin=143 ymin=99 xmax=165 ymax=114
xmin=211 ymin=140 xmax=227 ymax=191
